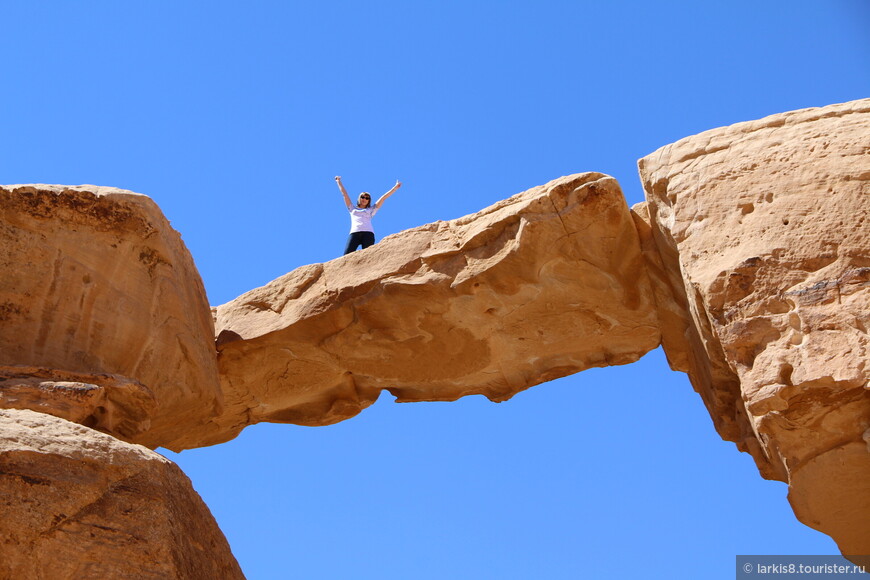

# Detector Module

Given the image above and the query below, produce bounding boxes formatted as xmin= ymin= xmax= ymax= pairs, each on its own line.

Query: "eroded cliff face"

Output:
xmin=0 ymin=409 xmax=245 ymax=580
xmin=0 ymin=185 xmax=244 ymax=577
xmin=212 ymin=172 xmax=661 ymax=439
xmin=637 ymin=98 xmax=870 ymax=555
xmin=0 ymin=185 xmax=224 ymax=450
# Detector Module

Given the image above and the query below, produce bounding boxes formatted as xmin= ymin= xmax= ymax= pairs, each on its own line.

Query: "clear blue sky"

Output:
xmin=3 ymin=2 xmax=868 ymax=578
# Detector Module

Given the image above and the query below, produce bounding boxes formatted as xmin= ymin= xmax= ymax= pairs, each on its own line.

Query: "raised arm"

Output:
xmin=335 ymin=176 xmax=352 ymax=209
xmin=374 ymin=180 xmax=402 ymax=209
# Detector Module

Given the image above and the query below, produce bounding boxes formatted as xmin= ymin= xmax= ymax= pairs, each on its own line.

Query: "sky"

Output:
xmin=3 ymin=1 xmax=869 ymax=579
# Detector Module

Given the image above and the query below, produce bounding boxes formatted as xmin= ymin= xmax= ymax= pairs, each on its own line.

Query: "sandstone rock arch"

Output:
xmin=1 ymin=98 xmax=867 ymax=576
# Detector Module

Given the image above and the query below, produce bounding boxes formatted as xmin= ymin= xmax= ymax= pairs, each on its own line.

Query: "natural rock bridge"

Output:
xmin=1 ymin=99 xmax=868 ymax=577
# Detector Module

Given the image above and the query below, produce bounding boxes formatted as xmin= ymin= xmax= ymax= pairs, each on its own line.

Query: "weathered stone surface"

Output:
xmin=630 ymin=204 xmax=693 ymax=375
xmin=0 ymin=365 xmax=156 ymax=438
xmin=0 ymin=185 xmax=222 ymax=451
xmin=638 ymin=98 xmax=870 ymax=554
xmin=0 ymin=408 xmax=245 ymax=579
xmin=4 ymin=101 xmax=864 ymax=564
xmin=212 ymin=172 xmax=661 ymax=441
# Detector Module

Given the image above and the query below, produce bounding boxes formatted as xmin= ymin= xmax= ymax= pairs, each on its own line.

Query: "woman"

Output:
xmin=335 ymin=176 xmax=402 ymax=255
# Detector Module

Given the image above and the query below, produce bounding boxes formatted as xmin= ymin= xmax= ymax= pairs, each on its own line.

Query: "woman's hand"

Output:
xmin=335 ymin=176 xmax=342 ymax=182
xmin=394 ymin=180 xmax=402 ymax=188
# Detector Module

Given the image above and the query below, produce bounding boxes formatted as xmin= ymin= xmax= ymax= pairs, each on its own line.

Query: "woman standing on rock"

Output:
xmin=335 ymin=176 xmax=402 ymax=255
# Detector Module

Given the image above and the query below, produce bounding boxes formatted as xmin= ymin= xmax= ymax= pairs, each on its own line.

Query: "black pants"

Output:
xmin=343 ymin=231 xmax=375 ymax=255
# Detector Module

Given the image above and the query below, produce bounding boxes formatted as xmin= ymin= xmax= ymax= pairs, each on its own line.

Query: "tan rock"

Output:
xmin=0 ymin=408 xmax=244 ymax=579
xmin=630 ymin=203 xmax=694 ymax=375
xmin=638 ymin=98 xmax=870 ymax=554
xmin=0 ymin=185 xmax=222 ymax=451
xmin=212 ymin=172 xmax=661 ymax=441
xmin=0 ymin=365 xmax=156 ymax=438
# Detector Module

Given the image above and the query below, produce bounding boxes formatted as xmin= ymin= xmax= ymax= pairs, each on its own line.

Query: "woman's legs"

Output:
xmin=359 ymin=231 xmax=375 ymax=249
xmin=343 ymin=233 xmax=361 ymax=255
xmin=343 ymin=231 xmax=376 ymax=255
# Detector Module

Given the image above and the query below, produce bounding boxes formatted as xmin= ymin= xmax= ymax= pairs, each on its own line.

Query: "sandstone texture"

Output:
xmin=2 ymin=99 xmax=867 ymax=567
xmin=0 ymin=185 xmax=222 ymax=451
xmin=0 ymin=408 xmax=244 ymax=579
xmin=213 ymin=172 xmax=661 ymax=439
xmin=0 ymin=365 xmax=156 ymax=438
xmin=638 ymin=98 xmax=870 ymax=554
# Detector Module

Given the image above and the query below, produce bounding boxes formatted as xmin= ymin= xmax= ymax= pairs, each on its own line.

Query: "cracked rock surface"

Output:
xmin=0 ymin=409 xmax=244 ymax=580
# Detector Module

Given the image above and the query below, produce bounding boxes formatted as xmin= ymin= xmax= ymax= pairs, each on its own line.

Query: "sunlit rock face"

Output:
xmin=0 ymin=409 xmax=245 ymax=580
xmin=0 ymin=185 xmax=223 ymax=451
xmin=0 ymin=365 xmax=156 ymax=438
xmin=2 ymin=100 xmax=866 ymax=565
xmin=213 ymin=172 xmax=661 ymax=440
xmin=637 ymin=98 xmax=870 ymax=555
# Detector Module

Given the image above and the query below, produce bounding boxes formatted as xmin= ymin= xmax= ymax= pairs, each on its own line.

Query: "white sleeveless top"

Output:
xmin=349 ymin=206 xmax=378 ymax=233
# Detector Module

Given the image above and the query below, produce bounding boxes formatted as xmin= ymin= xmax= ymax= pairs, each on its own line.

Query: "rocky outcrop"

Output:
xmin=212 ymin=172 xmax=661 ymax=441
xmin=0 ymin=185 xmax=223 ymax=451
xmin=0 ymin=408 xmax=244 ymax=579
xmin=637 ymin=98 xmax=870 ymax=555
xmin=1 ymin=99 xmax=867 ymax=567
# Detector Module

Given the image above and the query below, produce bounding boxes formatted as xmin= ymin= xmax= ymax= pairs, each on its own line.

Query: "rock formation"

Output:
xmin=0 ymin=98 xmax=867 ymax=573
xmin=212 ymin=172 xmax=661 ymax=438
xmin=637 ymin=98 xmax=870 ymax=555
xmin=0 ymin=366 xmax=156 ymax=438
xmin=0 ymin=185 xmax=224 ymax=451
xmin=0 ymin=408 xmax=244 ymax=579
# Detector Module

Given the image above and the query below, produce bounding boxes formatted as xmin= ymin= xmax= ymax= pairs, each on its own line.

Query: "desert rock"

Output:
xmin=638 ymin=98 xmax=870 ymax=554
xmin=0 ymin=185 xmax=223 ymax=451
xmin=212 ymin=172 xmax=661 ymax=441
xmin=0 ymin=365 xmax=156 ymax=438
xmin=3 ymin=98 xmax=866 ymax=565
xmin=0 ymin=408 xmax=244 ymax=579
